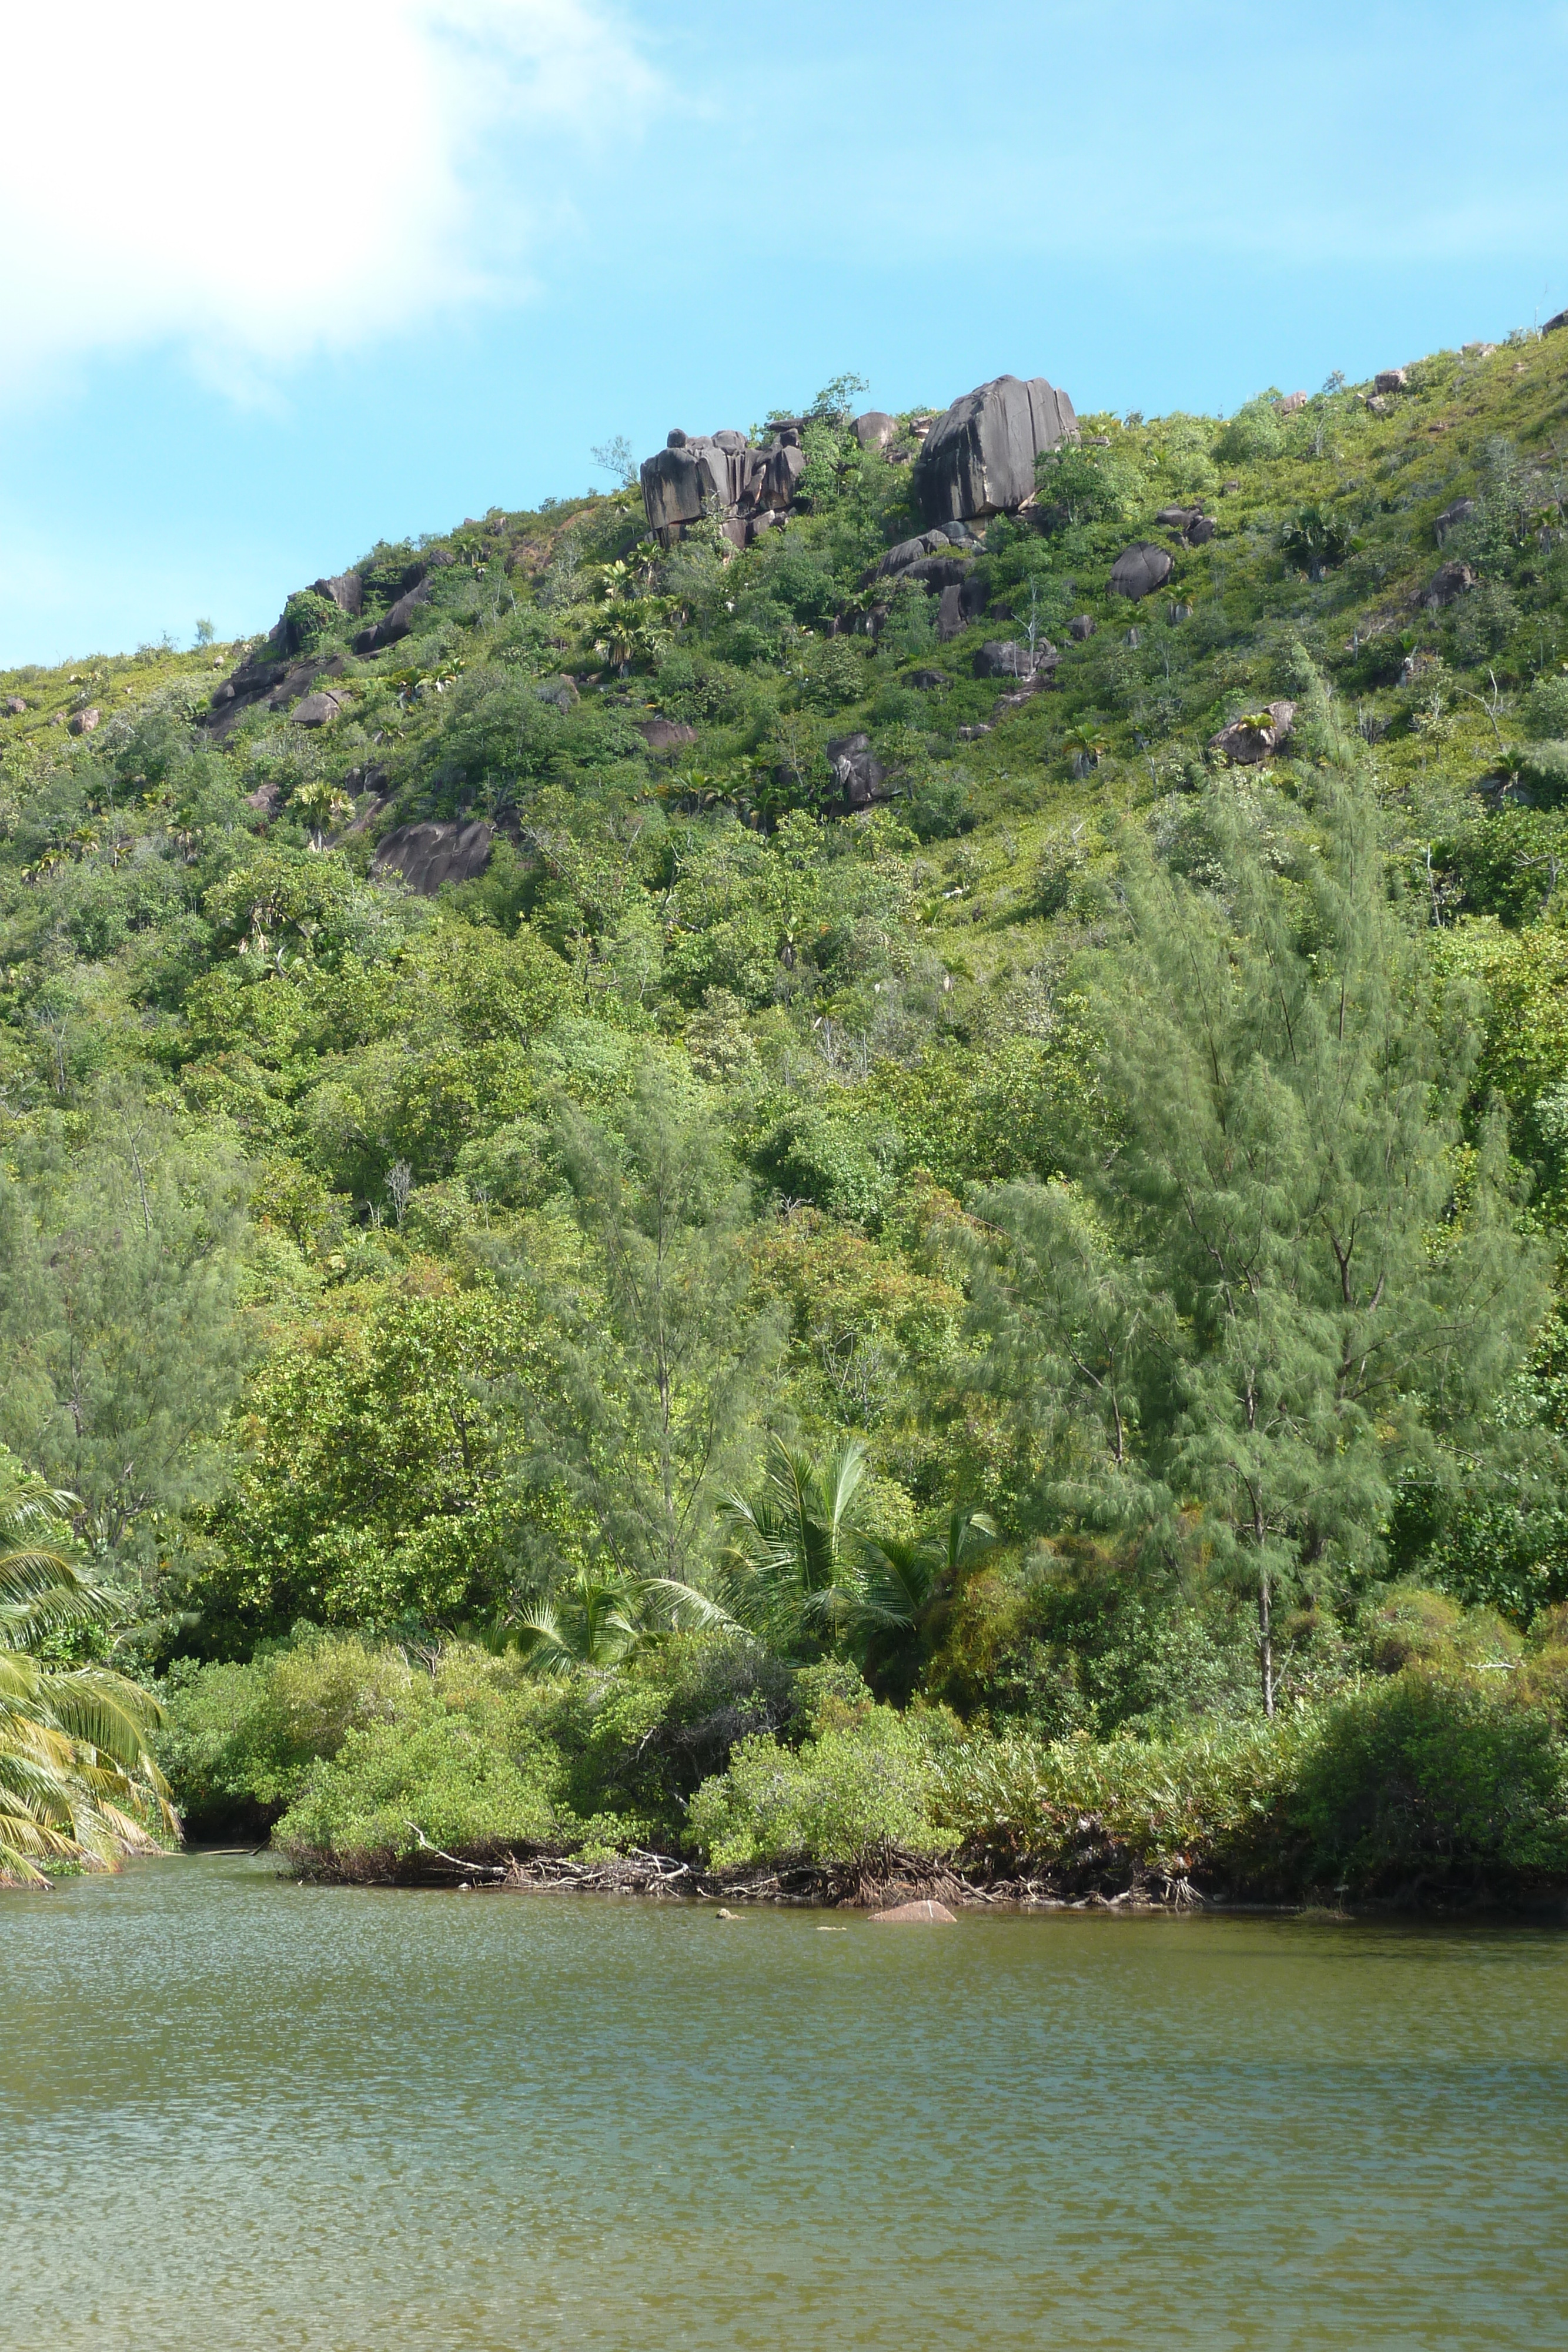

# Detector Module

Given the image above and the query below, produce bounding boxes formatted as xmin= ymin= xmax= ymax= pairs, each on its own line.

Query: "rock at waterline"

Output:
xmin=869 ymin=1899 xmax=957 ymax=1925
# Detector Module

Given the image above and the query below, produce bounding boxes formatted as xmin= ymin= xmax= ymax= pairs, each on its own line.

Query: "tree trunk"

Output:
xmin=1258 ymin=1568 xmax=1275 ymax=1719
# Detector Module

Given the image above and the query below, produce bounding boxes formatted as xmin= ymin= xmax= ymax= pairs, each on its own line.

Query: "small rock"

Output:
xmin=1278 ymin=390 xmax=1308 ymax=413
xmin=1185 ymin=516 xmax=1216 ymax=545
xmin=714 ymin=1907 xmax=735 ymax=1920
xmin=1375 ymin=368 xmax=1407 ymax=393
xmin=1208 ymin=700 xmax=1296 ymax=766
xmin=1463 ymin=341 xmax=1498 ymax=357
xmin=869 ymin=1899 xmax=957 ymax=1925
xmin=1365 ymin=395 xmax=1389 ymax=417
xmin=245 ymin=780 xmax=283 ymax=817
xmin=1068 ymin=614 xmax=1096 ymax=642
xmin=1108 ymin=542 xmax=1175 ymax=600
xmin=1156 ymin=505 xmax=1200 ymax=529
xmin=1221 ymin=479 xmax=1242 ymax=494
xmin=4 ymin=695 xmax=24 ymax=714
xmin=1435 ymin=496 xmax=1476 ymax=543
xmin=907 ymin=668 xmax=950 ymax=690
xmin=1169 ymin=602 xmax=1192 ymax=623
xmin=974 ymin=640 xmax=1025 ymax=678
xmin=68 ymin=707 xmax=100 ymax=735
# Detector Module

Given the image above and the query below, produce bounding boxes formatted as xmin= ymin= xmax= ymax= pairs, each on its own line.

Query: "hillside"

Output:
xmin=9 ymin=328 xmax=1568 ymax=1903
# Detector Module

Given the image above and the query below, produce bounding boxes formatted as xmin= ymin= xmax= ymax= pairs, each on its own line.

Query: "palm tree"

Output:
xmin=0 ymin=1462 xmax=176 ymax=1886
xmin=857 ymin=1506 xmax=996 ymax=1699
xmin=721 ymin=1435 xmax=872 ymax=1651
xmin=502 ymin=1565 xmax=734 ymax=1679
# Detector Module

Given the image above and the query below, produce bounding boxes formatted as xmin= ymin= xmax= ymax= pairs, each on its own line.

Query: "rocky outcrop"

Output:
xmin=640 ymin=427 xmax=808 ymax=549
xmin=1278 ymin=390 xmax=1308 ymax=414
xmin=1375 ymin=368 xmax=1407 ymax=393
xmin=353 ymin=577 xmax=431 ymax=653
xmin=68 ymin=707 xmax=100 ymax=735
xmin=206 ymin=650 xmax=347 ymax=738
xmin=1435 ymin=497 xmax=1476 ymax=542
xmin=826 ymin=733 xmax=890 ymax=811
xmin=1544 ymin=312 xmax=1568 ymax=336
xmin=974 ymin=639 xmax=1058 ymax=680
xmin=1208 ymin=701 xmax=1296 ymax=766
xmin=914 ymin=374 xmax=1077 ymax=523
xmin=313 ymin=571 xmax=362 ymax=617
xmin=1109 ymin=543 xmax=1175 ymax=600
xmin=1068 ymin=614 xmax=1096 ymax=641
xmin=4 ymin=695 xmax=25 ymax=715
xmin=852 ymin=411 xmax=897 ymax=450
xmin=373 ymin=820 xmax=496 ymax=894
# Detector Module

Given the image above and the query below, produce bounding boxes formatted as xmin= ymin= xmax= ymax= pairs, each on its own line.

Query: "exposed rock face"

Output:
xmin=245 ymin=780 xmax=283 ymax=817
xmin=914 ymin=374 xmax=1077 ymax=523
xmin=1279 ymin=390 xmax=1308 ymax=413
xmin=4 ymin=695 xmax=25 ymax=714
xmin=1208 ymin=700 xmax=1296 ymax=766
xmin=852 ymin=410 xmax=898 ymax=450
xmin=1109 ymin=543 xmax=1175 ymax=600
xmin=1543 ymin=313 xmax=1568 ymax=336
xmin=353 ymin=577 xmax=432 ymax=653
xmin=1185 ymin=516 xmax=1216 ymax=545
xmin=373 ymin=820 xmax=495 ymax=895
xmin=1068 ymin=614 xmax=1096 ymax=642
xmin=974 ymin=640 xmax=1028 ymax=678
xmin=869 ymin=1899 xmax=957 ymax=1924
xmin=292 ymin=689 xmax=348 ymax=727
xmin=1435 ymin=497 xmax=1477 ymax=542
xmin=1375 ymin=368 xmax=1407 ymax=393
xmin=640 ymin=427 xmax=808 ymax=549
xmin=68 ymin=707 xmax=100 ymax=735
xmin=826 ymin=732 xmax=890 ymax=810
xmin=1419 ymin=560 xmax=1477 ymax=609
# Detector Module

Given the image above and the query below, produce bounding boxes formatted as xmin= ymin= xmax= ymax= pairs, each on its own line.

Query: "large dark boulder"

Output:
xmin=914 ymin=374 xmax=1077 ymax=523
xmin=852 ymin=411 xmax=897 ymax=450
xmin=1109 ymin=543 xmax=1175 ymax=600
xmin=826 ymin=733 xmax=889 ymax=811
xmin=373 ymin=820 xmax=495 ymax=895
xmin=1435 ymin=497 xmax=1476 ymax=542
xmin=640 ymin=429 xmax=807 ymax=547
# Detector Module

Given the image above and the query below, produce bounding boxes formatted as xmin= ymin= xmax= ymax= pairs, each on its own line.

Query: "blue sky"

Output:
xmin=4 ymin=0 xmax=1566 ymax=665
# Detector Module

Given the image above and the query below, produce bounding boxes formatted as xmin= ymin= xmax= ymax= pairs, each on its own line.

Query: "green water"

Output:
xmin=4 ymin=1854 xmax=1566 ymax=2350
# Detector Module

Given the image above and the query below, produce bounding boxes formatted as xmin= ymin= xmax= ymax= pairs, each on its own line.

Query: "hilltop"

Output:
xmin=8 ymin=326 xmax=1568 ymax=1903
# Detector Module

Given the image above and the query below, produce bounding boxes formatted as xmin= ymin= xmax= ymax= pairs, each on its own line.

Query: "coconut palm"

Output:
xmin=0 ymin=1462 xmax=176 ymax=1886
xmin=721 ymin=1435 xmax=872 ymax=1651
xmin=503 ymin=1565 xmax=734 ymax=1679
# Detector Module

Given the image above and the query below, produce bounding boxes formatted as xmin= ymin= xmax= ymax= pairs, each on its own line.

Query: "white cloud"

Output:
xmin=0 ymin=0 xmax=657 ymax=400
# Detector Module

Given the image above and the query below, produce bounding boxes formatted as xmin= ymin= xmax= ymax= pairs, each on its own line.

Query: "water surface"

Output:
xmin=4 ymin=1854 xmax=1565 ymax=2349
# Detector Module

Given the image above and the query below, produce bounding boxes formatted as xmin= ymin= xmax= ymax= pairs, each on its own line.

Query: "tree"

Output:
xmin=973 ymin=747 xmax=1546 ymax=1710
xmin=524 ymin=1083 xmax=784 ymax=1595
xmin=0 ymin=1455 xmax=175 ymax=1884
xmin=723 ymin=1434 xmax=872 ymax=1652
xmin=0 ymin=1091 xmax=250 ymax=1582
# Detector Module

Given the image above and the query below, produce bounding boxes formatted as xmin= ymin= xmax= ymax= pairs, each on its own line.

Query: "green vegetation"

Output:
xmin=9 ymin=335 xmax=1568 ymax=1901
